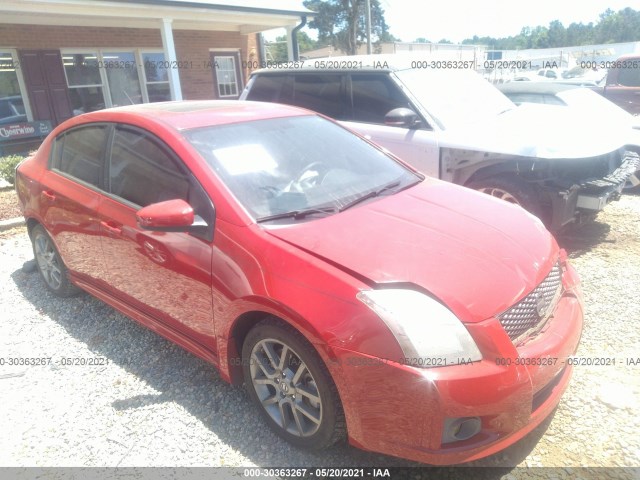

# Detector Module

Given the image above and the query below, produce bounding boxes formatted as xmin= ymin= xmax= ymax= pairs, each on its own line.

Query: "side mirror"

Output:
xmin=384 ymin=108 xmax=421 ymax=129
xmin=136 ymin=199 xmax=195 ymax=232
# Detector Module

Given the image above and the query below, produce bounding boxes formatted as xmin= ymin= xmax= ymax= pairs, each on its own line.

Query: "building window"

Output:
xmin=63 ymin=50 xmax=173 ymax=116
xmin=0 ymin=51 xmax=28 ymax=125
xmin=141 ymin=52 xmax=171 ymax=102
xmin=103 ymin=51 xmax=143 ymax=107
xmin=62 ymin=53 xmax=106 ymax=115
xmin=214 ymin=56 xmax=239 ymax=97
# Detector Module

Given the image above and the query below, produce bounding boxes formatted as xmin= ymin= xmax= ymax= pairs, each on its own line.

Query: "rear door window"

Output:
xmin=51 ymin=125 xmax=107 ymax=188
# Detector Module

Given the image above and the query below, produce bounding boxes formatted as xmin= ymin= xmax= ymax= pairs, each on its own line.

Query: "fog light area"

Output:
xmin=441 ymin=417 xmax=482 ymax=444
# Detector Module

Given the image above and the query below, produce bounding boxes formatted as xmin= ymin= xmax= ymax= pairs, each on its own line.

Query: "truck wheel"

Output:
xmin=468 ymin=175 xmax=544 ymax=221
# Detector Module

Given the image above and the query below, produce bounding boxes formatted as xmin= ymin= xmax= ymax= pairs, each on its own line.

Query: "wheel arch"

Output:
xmin=460 ymin=158 xmax=539 ymax=186
xmin=223 ymin=306 xmax=339 ymax=387
xmin=25 ymin=217 xmax=41 ymax=239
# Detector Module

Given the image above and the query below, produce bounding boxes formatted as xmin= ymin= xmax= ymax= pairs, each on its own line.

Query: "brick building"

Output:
xmin=0 ymin=0 xmax=310 ymax=153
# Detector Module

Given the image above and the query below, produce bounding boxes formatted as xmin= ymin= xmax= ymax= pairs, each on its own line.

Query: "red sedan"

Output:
xmin=15 ymin=101 xmax=583 ymax=465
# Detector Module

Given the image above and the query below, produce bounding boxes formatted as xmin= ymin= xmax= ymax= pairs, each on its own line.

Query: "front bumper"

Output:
xmin=329 ymin=290 xmax=583 ymax=465
xmin=549 ymin=150 xmax=639 ymax=229
xmin=575 ymin=150 xmax=639 ymax=210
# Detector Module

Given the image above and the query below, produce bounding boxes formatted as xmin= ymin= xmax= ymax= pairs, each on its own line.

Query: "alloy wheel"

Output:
xmin=34 ymin=232 xmax=62 ymax=290
xmin=249 ymin=338 xmax=322 ymax=437
xmin=478 ymin=187 xmax=522 ymax=205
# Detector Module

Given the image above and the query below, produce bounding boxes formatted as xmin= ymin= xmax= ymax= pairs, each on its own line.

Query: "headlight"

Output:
xmin=357 ymin=289 xmax=482 ymax=367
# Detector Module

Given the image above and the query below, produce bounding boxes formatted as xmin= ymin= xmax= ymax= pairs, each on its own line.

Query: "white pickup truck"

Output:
xmin=241 ymin=55 xmax=639 ymax=230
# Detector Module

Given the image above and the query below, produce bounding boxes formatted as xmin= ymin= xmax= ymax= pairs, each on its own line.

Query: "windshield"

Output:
xmin=395 ymin=69 xmax=516 ymax=129
xmin=185 ymin=115 xmax=420 ymax=222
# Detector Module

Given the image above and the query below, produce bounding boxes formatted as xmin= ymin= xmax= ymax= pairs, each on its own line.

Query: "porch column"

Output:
xmin=160 ymin=18 xmax=183 ymax=101
xmin=285 ymin=25 xmax=295 ymax=61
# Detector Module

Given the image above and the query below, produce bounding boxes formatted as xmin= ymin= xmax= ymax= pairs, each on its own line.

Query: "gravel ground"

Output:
xmin=1 ymin=195 xmax=639 ymax=478
xmin=0 ymin=188 xmax=21 ymax=221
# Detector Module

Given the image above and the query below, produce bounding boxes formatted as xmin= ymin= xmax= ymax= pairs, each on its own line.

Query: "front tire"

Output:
xmin=242 ymin=318 xmax=345 ymax=450
xmin=31 ymin=224 xmax=80 ymax=297
xmin=468 ymin=175 xmax=545 ymax=221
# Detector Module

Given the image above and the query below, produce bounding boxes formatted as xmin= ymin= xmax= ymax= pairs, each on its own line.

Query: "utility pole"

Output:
xmin=365 ymin=0 xmax=372 ymax=54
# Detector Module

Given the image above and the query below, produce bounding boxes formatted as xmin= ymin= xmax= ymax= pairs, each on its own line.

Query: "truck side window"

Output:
xmin=350 ymin=74 xmax=411 ymax=124
xmin=289 ymin=74 xmax=344 ymax=118
xmin=245 ymin=74 xmax=288 ymax=102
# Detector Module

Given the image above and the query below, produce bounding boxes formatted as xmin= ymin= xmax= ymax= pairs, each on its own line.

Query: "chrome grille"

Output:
xmin=498 ymin=263 xmax=562 ymax=343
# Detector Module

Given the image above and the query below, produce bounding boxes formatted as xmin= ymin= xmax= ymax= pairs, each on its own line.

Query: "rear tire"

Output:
xmin=31 ymin=224 xmax=80 ymax=297
xmin=242 ymin=318 xmax=346 ymax=450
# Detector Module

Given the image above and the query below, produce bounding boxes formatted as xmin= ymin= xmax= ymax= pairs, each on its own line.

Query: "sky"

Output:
xmin=266 ymin=0 xmax=638 ymax=44
xmin=380 ymin=0 xmax=638 ymax=43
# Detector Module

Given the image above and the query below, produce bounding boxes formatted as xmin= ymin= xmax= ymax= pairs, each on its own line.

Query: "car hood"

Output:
xmin=265 ymin=180 xmax=558 ymax=323
xmin=439 ymin=103 xmax=628 ymax=159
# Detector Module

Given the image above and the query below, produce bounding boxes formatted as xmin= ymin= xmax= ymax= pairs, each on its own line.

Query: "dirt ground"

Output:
xmin=0 ymin=188 xmax=21 ymax=221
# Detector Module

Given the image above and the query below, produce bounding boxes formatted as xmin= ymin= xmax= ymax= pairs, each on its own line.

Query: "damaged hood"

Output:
xmin=439 ymin=103 xmax=629 ymax=159
xmin=265 ymin=179 xmax=558 ymax=323
xmin=394 ymin=69 xmax=628 ymax=158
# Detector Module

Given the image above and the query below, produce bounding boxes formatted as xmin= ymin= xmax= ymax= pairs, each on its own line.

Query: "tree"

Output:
xmin=460 ymin=7 xmax=640 ymax=49
xmin=547 ymin=20 xmax=566 ymax=47
xmin=303 ymin=0 xmax=391 ymax=55
xmin=266 ymin=31 xmax=318 ymax=62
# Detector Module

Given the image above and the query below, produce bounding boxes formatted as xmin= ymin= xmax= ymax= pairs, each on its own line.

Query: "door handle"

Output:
xmin=100 ymin=221 xmax=122 ymax=236
xmin=42 ymin=190 xmax=56 ymax=201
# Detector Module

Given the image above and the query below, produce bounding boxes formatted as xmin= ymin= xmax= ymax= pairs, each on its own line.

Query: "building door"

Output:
xmin=210 ymin=51 xmax=243 ymax=99
xmin=19 ymin=50 xmax=72 ymax=126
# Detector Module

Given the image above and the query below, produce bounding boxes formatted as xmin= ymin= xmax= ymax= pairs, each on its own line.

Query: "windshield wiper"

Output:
xmin=338 ymin=181 xmax=402 ymax=213
xmin=256 ymin=206 xmax=338 ymax=223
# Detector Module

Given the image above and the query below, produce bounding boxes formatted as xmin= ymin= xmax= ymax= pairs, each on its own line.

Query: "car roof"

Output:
xmin=615 ymin=54 xmax=640 ymax=60
xmin=497 ymin=82 xmax=579 ymax=95
xmin=74 ymin=100 xmax=312 ymax=131
xmin=252 ymin=54 xmax=424 ymax=74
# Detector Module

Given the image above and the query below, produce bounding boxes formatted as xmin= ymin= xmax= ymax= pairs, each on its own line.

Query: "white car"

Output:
xmin=241 ymin=55 xmax=639 ymax=230
xmin=498 ymin=81 xmax=640 ymax=190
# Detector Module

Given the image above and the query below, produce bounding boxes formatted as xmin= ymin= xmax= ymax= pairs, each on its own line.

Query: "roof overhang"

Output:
xmin=0 ymin=0 xmax=313 ymax=34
